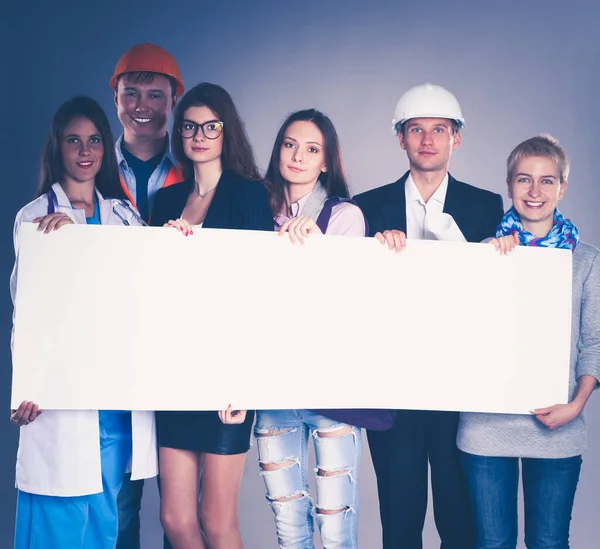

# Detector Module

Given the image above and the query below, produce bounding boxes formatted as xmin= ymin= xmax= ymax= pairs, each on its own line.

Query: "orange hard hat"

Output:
xmin=110 ymin=43 xmax=185 ymax=96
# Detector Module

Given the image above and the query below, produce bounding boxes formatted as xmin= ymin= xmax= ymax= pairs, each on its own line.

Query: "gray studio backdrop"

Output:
xmin=2 ymin=1 xmax=599 ymax=547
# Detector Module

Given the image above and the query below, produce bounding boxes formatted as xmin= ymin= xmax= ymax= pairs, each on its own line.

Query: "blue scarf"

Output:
xmin=496 ymin=207 xmax=579 ymax=250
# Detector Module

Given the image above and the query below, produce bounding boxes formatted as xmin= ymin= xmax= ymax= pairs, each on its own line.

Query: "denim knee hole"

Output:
xmin=316 ymin=505 xmax=355 ymax=516
xmin=315 ymin=467 xmax=356 ymax=483
xmin=259 ymin=458 xmax=300 ymax=473
xmin=269 ymin=490 xmax=311 ymax=504
xmin=255 ymin=427 xmax=298 ymax=437
xmin=313 ymin=424 xmax=357 ymax=456
xmin=314 ymin=467 xmax=357 ymax=512
xmin=313 ymin=424 xmax=354 ymax=440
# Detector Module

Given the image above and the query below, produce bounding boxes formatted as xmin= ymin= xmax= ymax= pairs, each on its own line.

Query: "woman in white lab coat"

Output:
xmin=10 ymin=96 xmax=157 ymax=549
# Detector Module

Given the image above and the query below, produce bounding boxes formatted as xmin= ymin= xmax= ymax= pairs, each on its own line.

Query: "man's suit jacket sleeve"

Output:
xmin=353 ymin=192 xmax=381 ymax=237
xmin=483 ymin=193 xmax=505 ymax=240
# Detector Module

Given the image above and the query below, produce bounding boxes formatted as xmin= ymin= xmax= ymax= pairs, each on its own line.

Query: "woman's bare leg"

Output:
xmin=199 ymin=452 xmax=247 ymax=549
xmin=160 ymin=447 xmax=206 ymax=549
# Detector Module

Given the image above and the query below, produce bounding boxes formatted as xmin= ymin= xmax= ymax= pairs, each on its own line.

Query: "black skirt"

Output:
xmin=156 ymin=410 xmax=255 ymax=454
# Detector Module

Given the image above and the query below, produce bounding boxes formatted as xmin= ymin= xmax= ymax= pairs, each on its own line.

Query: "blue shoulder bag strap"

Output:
xmin=315 ymin=196 xmax=369 ymax=235
xmin=46 ymin=188 xmax=57 ymax=215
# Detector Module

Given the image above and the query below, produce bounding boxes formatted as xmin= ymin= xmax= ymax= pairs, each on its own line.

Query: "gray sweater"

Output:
xmin=457 ymin=242 xmax=600 ymax=459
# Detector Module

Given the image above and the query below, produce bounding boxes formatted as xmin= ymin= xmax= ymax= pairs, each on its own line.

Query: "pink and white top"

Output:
xmin=274 ymin=191 xmax=366 ymax=237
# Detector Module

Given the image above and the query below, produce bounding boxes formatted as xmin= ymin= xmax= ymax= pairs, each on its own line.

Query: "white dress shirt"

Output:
xmin=405 ymin=173 xmax=449 ymax=240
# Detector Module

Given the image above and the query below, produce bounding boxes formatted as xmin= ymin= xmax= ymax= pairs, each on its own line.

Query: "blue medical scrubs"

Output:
xmin=15 ymin=201 xmax=134 ymax=549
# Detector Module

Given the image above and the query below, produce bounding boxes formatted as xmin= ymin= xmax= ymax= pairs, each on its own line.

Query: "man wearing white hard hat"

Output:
xmin=354 ymin=83 xmax=504 ymax=549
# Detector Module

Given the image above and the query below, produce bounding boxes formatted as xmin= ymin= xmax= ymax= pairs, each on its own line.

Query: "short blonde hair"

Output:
xmin=506 ymin=134 xmax=569 ymax=183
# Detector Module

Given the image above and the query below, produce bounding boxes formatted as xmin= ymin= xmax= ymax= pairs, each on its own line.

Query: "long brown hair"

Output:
xmin=172 ymin=83 xmax=260 ymax=181
xmin=264 ymin=109 xmax=349 ymax=215
xmin=37 ymin=96 xmax=125 ymax=199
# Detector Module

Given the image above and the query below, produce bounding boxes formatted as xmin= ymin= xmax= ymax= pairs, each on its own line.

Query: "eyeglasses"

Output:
xmin=179 ymin=119 xmax=224 ymax=140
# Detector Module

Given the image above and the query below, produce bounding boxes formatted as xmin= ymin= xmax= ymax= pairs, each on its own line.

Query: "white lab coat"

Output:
xmin=10 ymin=183 xmax=158 ymax=496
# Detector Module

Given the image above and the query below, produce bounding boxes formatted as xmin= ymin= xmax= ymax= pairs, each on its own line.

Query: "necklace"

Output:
xmin=195 ymin=185 xmax=217 ymax=199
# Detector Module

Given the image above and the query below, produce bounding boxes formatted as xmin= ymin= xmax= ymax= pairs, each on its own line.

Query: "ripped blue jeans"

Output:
xmin=255 ymin=410 xmax=362 ymax=549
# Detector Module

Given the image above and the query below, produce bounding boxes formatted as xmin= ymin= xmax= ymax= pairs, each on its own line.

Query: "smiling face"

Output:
xmin=180 ymin=105 xmax=224 ymax=166
xmin=279 ymin=120 xmax=327 ymax=195
xmin=398 ymin=117 xmax=460 ymax=174
xmin=507 ymin=155 xmax=568 ymax=236
xmin=60 ymin=116 xmax=104 ymax=185
xmin=115 ymin=73 xmax=175 ymax=140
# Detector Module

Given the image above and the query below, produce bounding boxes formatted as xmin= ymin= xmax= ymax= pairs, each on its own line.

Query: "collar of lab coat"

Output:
xmin=50 ymin=182 xmax=114 ymax=224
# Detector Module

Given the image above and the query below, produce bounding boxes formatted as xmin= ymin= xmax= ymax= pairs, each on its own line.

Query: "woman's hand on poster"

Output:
xmin=33 ymin=213 xmax=74 ymax=234
xmin=489 ymin=233 xmax=519 ymax=255
xmin=530 ymin=402 xmax=582 ymax=430
xmin=10 ymin=400 xmax=43 ymax=427
xmin=164 ymin=218 xmax=193 ymax=236
xmin=218 ymin=405 xmax=247 ymax=425
xmin=279 ymin=216 xmax=322 ymax=244
xmin=375 ymin=230 xmax=407 ymax=252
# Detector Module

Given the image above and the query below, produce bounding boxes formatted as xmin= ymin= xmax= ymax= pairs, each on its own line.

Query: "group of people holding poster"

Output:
xmin=9 ymin=43 xmax=600 ymax=549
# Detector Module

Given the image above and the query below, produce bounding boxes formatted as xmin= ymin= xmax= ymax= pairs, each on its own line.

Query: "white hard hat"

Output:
xmin=392 ymin=83 xmax=465 ymax=134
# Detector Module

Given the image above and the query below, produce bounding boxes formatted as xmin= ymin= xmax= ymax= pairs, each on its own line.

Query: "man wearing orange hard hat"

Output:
xmin=111 ymin=43 xmax=183 ymax=549
xmin=111 ymin=43 xmax=185 ymax=224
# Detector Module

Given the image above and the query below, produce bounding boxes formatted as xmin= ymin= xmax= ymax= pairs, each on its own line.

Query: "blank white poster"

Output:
xmin=11 ymin=223 xmax=572 ymax=414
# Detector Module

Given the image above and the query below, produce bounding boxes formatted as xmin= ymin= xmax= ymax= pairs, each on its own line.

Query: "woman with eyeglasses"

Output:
xmin=10 ymin=96 xmax=156 ymax=549
xmin=149 ymin=82 xmax=273 ymax=549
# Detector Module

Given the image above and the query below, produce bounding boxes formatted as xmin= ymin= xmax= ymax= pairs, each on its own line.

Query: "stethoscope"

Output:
xmin=46 ymin=188 xmax=148 ymax=226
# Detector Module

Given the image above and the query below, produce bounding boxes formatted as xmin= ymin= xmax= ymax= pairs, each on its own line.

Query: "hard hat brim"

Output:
xmin=110 ymin=71 xmax=185 ymax=96
xmin=392 ymin=115 xmax=465 ymax=134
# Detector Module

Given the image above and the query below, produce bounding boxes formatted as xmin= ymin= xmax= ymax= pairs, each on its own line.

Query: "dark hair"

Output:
xmin=264 ymin=109 xmax=349 ymax=214
xmin=116 ymin=71 xmax=177 ymax=99
xmin=172 ymin=83 xmax=261 ymax=181
xmin=37 ymin=96 xmax=125 ymax=200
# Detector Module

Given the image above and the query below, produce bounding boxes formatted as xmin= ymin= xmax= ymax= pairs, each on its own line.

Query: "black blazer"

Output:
xmin=353 ymin=171 xmax=504 ymax=243
xmin=150 ymin=170 xmax=274 ymax=232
